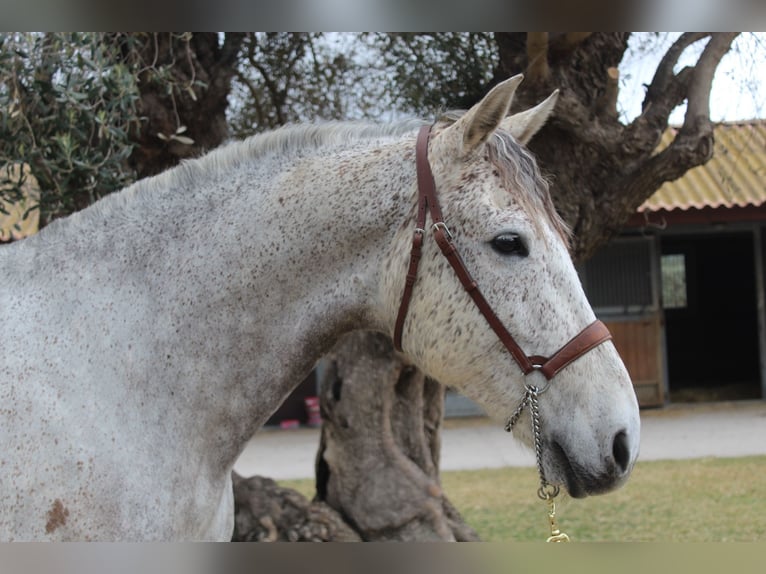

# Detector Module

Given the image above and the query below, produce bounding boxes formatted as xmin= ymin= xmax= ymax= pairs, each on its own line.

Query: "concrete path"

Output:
xmin=233 ymin=400 xmax=766 ymax=480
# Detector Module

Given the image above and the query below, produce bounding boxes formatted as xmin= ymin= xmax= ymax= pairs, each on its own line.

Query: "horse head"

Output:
xmin=384 ymin=75 xmax=640 ymax=498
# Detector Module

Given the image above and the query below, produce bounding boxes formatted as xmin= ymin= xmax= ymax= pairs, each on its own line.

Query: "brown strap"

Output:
xmin=393 ymin=127 xmax=433 ymax=351
xmin=394 ymin=125 xmax=613 ymax=380
xmin=527 ymin=320 xmax=612 ymax=380
xmin=393 ymin=230 xmax=423 ymax=351
xmin=432 ymin=226 xmax=537 ymax=374
xmin=414 ymin=124 xmax=445 ymax=227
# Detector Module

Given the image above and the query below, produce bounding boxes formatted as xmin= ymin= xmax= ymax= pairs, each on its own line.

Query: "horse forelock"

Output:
xmin=486 ymin=130 xmax=571 ymax=249
xmin=437 ymin=111 xmax=571 ymax=250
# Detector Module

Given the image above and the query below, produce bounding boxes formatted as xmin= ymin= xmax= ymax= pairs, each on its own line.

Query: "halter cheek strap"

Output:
xmin=393 ymin=125 xmax=612 ymax=381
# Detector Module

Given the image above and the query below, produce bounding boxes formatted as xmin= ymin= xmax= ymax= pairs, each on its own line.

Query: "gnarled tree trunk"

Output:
xmin=494 ymin=32 xmax=739 ymax=260
xmin=232 ymin=331 xmax=479 ymax=541
xmin=314 ymin=332 xmax=479 ymax=541
xmin=117 ymin=32 xmax=246 ymax=178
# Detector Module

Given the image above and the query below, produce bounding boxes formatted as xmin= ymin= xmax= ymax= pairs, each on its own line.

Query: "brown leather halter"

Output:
xmin=393 ymin=125 xmax=612 ymax=381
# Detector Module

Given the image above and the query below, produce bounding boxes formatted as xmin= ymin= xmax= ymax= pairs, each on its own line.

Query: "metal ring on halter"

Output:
xmin=527 ymin=374 xmax=551 ymax=395
xmin=432 ymin=221 xmax=453 ymax=240
xmin=537 ymin=484 xmax=560 ymax=500
xmin=414 ymin=227 xmax=425 ymax=236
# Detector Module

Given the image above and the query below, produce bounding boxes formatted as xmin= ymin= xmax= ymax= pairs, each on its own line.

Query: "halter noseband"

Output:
xmin=393 ymin=125 xmax=612 ymax=382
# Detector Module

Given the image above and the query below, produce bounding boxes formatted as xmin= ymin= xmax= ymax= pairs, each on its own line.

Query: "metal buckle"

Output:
xmin=432 ymin=221 xmax=453 ymax=240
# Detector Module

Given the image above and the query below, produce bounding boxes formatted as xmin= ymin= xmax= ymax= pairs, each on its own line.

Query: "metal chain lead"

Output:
xmin=504 ymin=390 xmax=529 ymax=433
xmin=505 ymin=384 xmax=569 ymax=542
xmin=527 ymin=387 xmax=548 ymax=489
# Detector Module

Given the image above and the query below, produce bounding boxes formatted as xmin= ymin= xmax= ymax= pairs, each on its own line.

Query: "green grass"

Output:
xmin=280 ymin=456 xmax=766 ymax=542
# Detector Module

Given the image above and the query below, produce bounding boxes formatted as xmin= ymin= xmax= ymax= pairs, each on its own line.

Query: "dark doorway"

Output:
xmin=661 ymin=232 xmax=761 ymax=402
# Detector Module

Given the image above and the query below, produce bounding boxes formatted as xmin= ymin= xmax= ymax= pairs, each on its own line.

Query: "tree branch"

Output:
xmin=682 ymin=32 xmax=739 ymax=128
xmin=550 ymin=32 xmax=592 ymax=55
xmin=595 ymin=67 xmax=619 ymax=117
xmin=233 ymin=70 xmax=267 ymax=127
xmin=218 ymin=32 xmax=247 ymax=69
xmin=619 ymin=34 xmax=739 ymax=224
xmin=244 ymin=36 xmax=287 ymax=126
xmin=526 ymin=32 xmax=550 ymax=84
xmin=622 ymin=33 xmax=730 ymax=160
xmin=643 ymin=32 xmax=710 ymax=113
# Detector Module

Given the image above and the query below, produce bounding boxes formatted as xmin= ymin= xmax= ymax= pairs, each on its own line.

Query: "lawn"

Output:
xmin=280 ymin=456 xmax=766 ymax=542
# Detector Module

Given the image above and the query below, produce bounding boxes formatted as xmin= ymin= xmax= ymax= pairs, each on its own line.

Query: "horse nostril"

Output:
xmin=612 ymin=430 xmax=631 ymax=474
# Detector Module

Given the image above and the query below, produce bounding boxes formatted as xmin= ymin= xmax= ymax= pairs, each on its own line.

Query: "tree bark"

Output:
xmin=232 ymin=331 xmax=480 ymax=542
xmin=120 ymin=32 xmax=246 ymax=178
xmin=231 ymin=474 xmax=361 ymax=542
xmin=314 ymin=332 xmax=479 ymax=541
xmin=494 ymin=32 xmax=739 ymax=261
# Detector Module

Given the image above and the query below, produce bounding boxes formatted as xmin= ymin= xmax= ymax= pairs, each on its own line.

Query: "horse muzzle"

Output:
xmin=545 ymin=428 xmax=637 ymax=498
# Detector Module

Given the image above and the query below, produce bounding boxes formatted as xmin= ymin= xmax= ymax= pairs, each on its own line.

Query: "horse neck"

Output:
xmin=86 ymin=135 xmax=417 ymax=463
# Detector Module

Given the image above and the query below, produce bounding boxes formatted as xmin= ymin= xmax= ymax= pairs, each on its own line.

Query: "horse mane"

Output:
xmin=49 ymin=119 xmax=426 ymax=235
xmin=142 ymin=119 xmax=429 ymax=195
xmin=58 ymin=116 xmax=568 ymax=248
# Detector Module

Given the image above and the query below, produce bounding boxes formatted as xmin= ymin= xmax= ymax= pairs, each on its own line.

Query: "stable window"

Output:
xmin=580 ymin=237 xmax=655 ymax=316
xmin=661 ymin=253 xmax=688 ymax=309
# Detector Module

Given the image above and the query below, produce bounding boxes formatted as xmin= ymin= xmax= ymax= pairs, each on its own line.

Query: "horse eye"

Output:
xmin=491 ymin=233 xmax=528 ymax=256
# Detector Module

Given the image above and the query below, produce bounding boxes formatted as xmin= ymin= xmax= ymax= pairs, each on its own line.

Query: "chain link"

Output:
xmin=527 ymin=386 xmax=548 ymax=488
xmin=505 ymin=384 xmax=569 ymax=542
xmin=504 ymin=391 xmax=529 ymax=432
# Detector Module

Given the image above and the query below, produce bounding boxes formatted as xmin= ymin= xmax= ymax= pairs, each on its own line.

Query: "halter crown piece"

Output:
xmin=394 ymin=126 xmax=614 ymax=542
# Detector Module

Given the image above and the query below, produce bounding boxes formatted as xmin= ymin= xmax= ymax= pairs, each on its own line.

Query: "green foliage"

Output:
xmin=0 ymin=33 xmax=139 ymax=222
xmin=229 ymin=33 xmax=362 ymax=138
xmin=0 ymin=33 xmax=142 ymax=225
xmin=369 ymin=33 xmax=499 ymax=115
xmin=227 ymin=33 xmax=501 ymax=137
xmin=5 ymin=32 xmax=757 ymax=234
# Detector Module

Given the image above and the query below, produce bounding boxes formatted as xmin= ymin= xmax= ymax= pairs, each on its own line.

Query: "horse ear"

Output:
xmin=500 ymin=90 xmax=559 ymax=145
xmin=457 ymin=74 xmax=524 ymax=156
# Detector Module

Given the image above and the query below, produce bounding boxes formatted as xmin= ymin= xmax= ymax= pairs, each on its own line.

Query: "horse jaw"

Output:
xmin=496 ymin=227 xmax=640 ymax=497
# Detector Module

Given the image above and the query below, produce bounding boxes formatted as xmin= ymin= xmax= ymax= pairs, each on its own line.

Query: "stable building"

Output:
xmin=580 ymin=120 xmax=766 ymax=407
